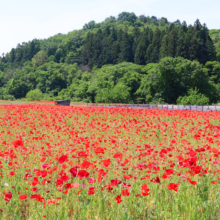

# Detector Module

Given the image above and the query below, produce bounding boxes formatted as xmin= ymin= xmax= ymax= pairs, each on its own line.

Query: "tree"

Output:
xmin=194 ymin=19 xmax=202 ymax=31
xmin=140 ymin=57 xmax=217 ymax=104
xmin=159 ymin=18 xmax=167 ymax=27
xmin=177 ymin=88 xmax=210 ymax=105
xmin=117 ymin=12 xmax=137 ymax=24
xmin=32 ymin=51 xmax=48 ymax=67
xmin=55 ymin=48 xmax=64 ymax=63
xmin=159 ymin=35 xmax=169 ymax=59
xmin=167 ymin=28 xmax=178 ymax=57
xmin=134 ymin=29 xmax=150 ymax=64
xmin=83 ymin=21 xmax=96 ymax=31
xmin=26 ymin=89 xmax=43 ymax=101
xmin=146 ymin=29 xmax=162 ymax=63
xmin=105 ymin=16 xmax=116 ymax=23
xmin=205 ymin=61 xmax=220 ymax=84
xmin=10 ymin=48 xmax=15 ymax=63
xmin=118 ymin=31 xmax=133 ymax=63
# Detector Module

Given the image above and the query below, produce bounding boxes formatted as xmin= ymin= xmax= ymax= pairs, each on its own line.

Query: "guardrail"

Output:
xmin=84 ymin=104 xmax=220 ymax=111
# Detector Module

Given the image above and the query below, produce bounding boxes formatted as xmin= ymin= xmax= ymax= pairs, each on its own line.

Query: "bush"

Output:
xmin=26 ymin=89 xmax=43 ymax=101
xmin=3 ymin=94 xmax=15 ymax=100
xmin=42 ymin=93 xmax=54 ymax=101
xmin=177 ymin=88 xmax=210 ymax=105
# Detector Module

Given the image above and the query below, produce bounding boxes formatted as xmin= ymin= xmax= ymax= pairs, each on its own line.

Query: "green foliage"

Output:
xmin=205 ymin=61 xmax=220 ymax=83
xmin=177 ymin=88 xmax=210 ymax=105
xmin=209 ymin=29 xmax=220 ymax=56
xmin=138 ymin=57 xmax=218 ymax=104
xmin=118 ymin=12 xmax=137 ymax=24
xmin=32 ymin=51 xmax=48 ymax=67
xmin=26 ymin=89 xmax=43 ymax=101
xmin=0 ymin=12 xmax=220 ymax=104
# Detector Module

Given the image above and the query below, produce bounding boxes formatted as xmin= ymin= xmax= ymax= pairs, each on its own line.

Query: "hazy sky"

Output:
xmin=1 ymin=0 xmax=219 ymax=55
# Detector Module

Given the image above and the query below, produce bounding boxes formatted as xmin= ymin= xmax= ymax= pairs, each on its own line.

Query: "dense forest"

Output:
xmin=1 ymin=12 xmax=220 ymax=104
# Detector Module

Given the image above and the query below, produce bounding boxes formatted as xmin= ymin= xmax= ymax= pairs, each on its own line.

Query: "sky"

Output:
xmin=0 ymin=0 xmax=220 ymax=55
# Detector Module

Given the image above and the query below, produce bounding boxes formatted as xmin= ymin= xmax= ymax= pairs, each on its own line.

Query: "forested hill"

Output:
xmin=1 ymin=12 xmax=220 ymax=105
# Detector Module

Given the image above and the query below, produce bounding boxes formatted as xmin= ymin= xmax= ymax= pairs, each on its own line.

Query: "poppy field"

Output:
xmin=0 ymin=104 xmax=220 ymax=219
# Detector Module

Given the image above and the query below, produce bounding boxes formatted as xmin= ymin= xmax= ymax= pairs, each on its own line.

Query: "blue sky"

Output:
xmin=1 ymin=0 xmax=219 ymax=55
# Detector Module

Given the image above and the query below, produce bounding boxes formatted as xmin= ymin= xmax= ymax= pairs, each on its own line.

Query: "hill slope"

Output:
xmin=0 ymin=12 xmax=220 ymax=104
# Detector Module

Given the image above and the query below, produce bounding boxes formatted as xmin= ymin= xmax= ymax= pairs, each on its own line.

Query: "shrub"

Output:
xmin=177 ymin=88 xmax=210 ymax=105
xmin=26 ymin=89 xmax=43 ymax=101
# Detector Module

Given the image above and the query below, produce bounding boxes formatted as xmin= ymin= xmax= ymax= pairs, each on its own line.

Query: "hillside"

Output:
xmin=0 ymin=12 xmax=220 ymax=104
xmin=209 ymin=29 xmax=220 ymax=55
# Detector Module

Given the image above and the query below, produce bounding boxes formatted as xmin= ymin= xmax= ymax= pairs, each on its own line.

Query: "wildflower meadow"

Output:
xmin=0 ymin=104 xmax=220 ymax=219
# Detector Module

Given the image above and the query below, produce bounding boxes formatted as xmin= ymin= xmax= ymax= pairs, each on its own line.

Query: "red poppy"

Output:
xmin=135 ymin=194 xmax=142 ymax=197
xmin=19 ymin=194 xmax=27 ymax=200
xmin=114 ymin=195 xmax=122 ymax=203
xmin=113 ymin=153 xmax=123 ymax=159
xmin=4 ymin=193 xmax=12 ymax=202
xmin=9 ymin=171 xmax=15 ymax=177
xmin=30 ymin=194 xmax=44 ymax=202
xmin=102 ymin=159 xmax=111 ymax=167
xmin=94 ymin=147 xmax=105 ymax=154
xmin=69 ymin=167 xmax=78 ymax=177
xmin=141 ymin=184 xmax=150 ymax=196
xmin=166 ymin=169 xmax=175 ymax=175
xmin=77 ymin=151 xmax=88 ymax=158
xmin=32 ymin=177 xmax=40 ymax=186
xmin=167 ymin=183 xmax=179 ymax=192
xmin=13 ymin=140 xmax=24 ymax=148
xmin=31 ymin=188 xmax=38 ymax=192
xmin=77 ymin=170 xmax=89 ymax=179
xmin=88 ymin=186 xmax=95 ymax=195
xmin=111 ymin=179 xmax=121 ymax=186
xmin=80 ymin=160 xmax=92 ymax=169
xmin=190 ymin=181 xmax=197 ymax=185
xmin=58 ymin=155 xmax=68 ymax=164
xmin=41 ymin=163 xmax=50 ymax=169
xmin=121 ymin=189 xmax=130 ymax=197
xmin=63 ymin=183 xmax=72 ymax=190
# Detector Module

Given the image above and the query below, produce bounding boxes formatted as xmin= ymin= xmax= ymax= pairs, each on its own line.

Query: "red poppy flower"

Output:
xmin=9 ymin=171 xmax=15 ymax=177
xmin=77 ymin=151 xmax=88 ymax=158
xmin=58 ymin=155 xmax=68 ymax=164
xmin=190 ymin=181 xmax=197 ymax=185
xmin=121 ymin=189 xmax=130 ymax=197
xmin=4 ymin=193 xmax=12 ymax=202
xmin=141 ymin=184 xmax=150 ymax=196
xmin=30 ymin=194 xmax=44 ymax=202
xmin=61 ymin=175 xmax=70 ymax=182
xmin=32 ymin=177 xmax=40 ymax=186
xmin=63 ymin=183 xmax=72 ymax=190
xmin=113 ymin=153 xmax=123 ymax=159
xmin=41 ymin=163 xmax=50 ymax=169
xmin=77 ymin=170 xmax=89 ymax=179
xmin=114 ymin=195 xmax=122 ymax=203
xmin=166 ymin=169 xmax=175 ymax=175
xmin=88 ymin=186 xmax=95 ymax=195
xmin=31 ymin=188 xmax=38 ymax=192
xmin=80 ymin=160 xmax=92 ymax=169
xmin=94 ymin=147 xmax=105 ymax=154
xmin=102 ymin=159 xmax=111 ymax=167
xmin=135 ymin=194 xmax=142 ymax=197
xmin=69 ymin=167 xmax=78 ymax=177
xmin=19 ymin=194 xmax=27 ymax=200
xmin=111 ymin=179 xmax=121 ymax=186
xmin=167 ymin=183 xmax=179 ymax=192
xmin=13 ymin=140 xmax=24 ymax=148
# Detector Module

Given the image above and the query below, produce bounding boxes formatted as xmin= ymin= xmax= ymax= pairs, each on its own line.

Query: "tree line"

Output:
xmin=0 ymin=12 xmax=220 ymax=105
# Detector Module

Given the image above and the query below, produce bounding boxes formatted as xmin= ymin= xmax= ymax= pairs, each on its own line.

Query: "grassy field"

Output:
xmin=0 ymin=104 xmax=220 ymax=219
